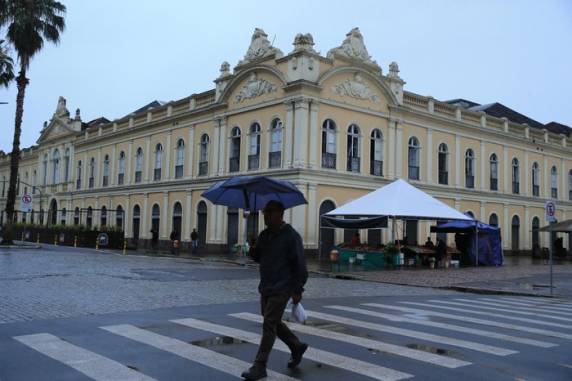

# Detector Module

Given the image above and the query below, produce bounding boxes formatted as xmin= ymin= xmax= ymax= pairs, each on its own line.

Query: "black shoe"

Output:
xmin=288 ymin=342 xmax=308 ymax=368
xmin=241 ymin=364 xmax=267 ymax=380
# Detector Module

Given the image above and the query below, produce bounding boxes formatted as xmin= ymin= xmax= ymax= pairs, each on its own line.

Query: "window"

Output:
xmin=154 ymin=143 xmax=163 ymax=181
xmin=269 ymin=118 xmax=282 ymax=168
xmin=61 ymin=208 xmax=66 ymax=225
xmin=489 ymin=154 xmax=498 ymax=191
xmin=512 ymin=158 xmax=519 ymax=194
xmin=438 ymin=143 xmax=448 ymax=185
xmin=551 ymin=166 xmax=558 ymax=198
xmin=532 ymin=162 xmax=540 ymax=196
xmin=370 ymin=129 xmax=383 ymax=176
xmin=102 ymin=154 xmax=110 ymax=187
xmin=74 ymin=207 xmax=80 ymax=225
xmin=248 ymin=123 xmax=261 ymax=170
xmin=532 ymin=216 xmax=540 ymax=248
xmin=86 ymin=206 xmax=93 ymax=228
xmin=135 ymin=147 xmax=143 ymax=183
xmin=465 ymin=149 xmax=475 ymax=188
xmin=172 ymin=202 xmax=182 ymax=236
xmin=199 ymin=134 xmax=209 ymax=176
xmin=408 ymin=137 xmax=420 ymax=180
xmin=42 ymin=154 xmax=48 ymax=185
xmin=116 ymin=205 xmax=124 ymax=229
xmin=175 ymin=139 xmax=184 ymax=179
xmin=489 ymin=213 xmax=498 ymax=227
xmin=64 ymin=148 xmax=70 ymax=182
xmin=511 ymin=215 xmax=520 ymax=251
xmin=117 ymin=151 xmax=125 ymax=185
xmin=151 ymin=204 xmax=160 ymax=236
xmin=101 ymin=206 xmax=107 ymax=227
xmin=229 ymin=127 xmax=241 ymax=172
xmin=569 ymin=170 xmax=572 ymax=201
xmin=32 ymin=170 xmax=37 ymax=194
xmin=346 ymin=124 xmax=360 ymax=172
xmin=321 ymin=119 xmax=336 ymax=169
xmin=132 ymin=205 xmax=141 ymax=240
xmin=89 ymin=157 xmax=95 ymax=188
xmin=52 ymin=149 xmax=60 ymax=184
xmin=76 ymin=161 xmax=82 ymax=189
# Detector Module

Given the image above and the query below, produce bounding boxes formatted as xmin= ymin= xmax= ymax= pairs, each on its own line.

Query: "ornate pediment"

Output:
xmin=237 ymin=28 xmax=283 ymax=66
xmin=331 ymin=73 xmax=380 ymax=103
xmin=234 ymin=73 xmax=278 ymax=103
xmin=327 ymin=27 xmax=379 ymax=69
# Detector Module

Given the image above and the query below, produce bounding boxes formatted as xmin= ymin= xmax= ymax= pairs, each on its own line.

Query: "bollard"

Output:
xmin=54 ymin=234 xmax=58 ymax=246
xmin=74 ymin=235 xmax=78 ymax=248
xmin=36 ymin=233 xmax=40 ymax=244
xmin=95 ymin=238 xmax=99 ymax=250
xmin=123 ymin=239 xmax=127 ymax=255
xmin=21 ymin=232 xmax=24 ymax=241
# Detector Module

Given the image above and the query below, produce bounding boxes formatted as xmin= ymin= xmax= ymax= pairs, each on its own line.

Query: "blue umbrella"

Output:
xmin=202 ymin=175 xmax=307 ymax=212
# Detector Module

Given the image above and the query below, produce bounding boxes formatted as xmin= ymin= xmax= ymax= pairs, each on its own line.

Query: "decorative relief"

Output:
xmin=235 ymin=73 xmax=277 ymax=103
xmin=238 ymin=28 xmax=283 ymax=66
xmin=331 ymin=73 xmax=380 ymax=103
xmin=327 ymin=27 xmax=379 ymax=68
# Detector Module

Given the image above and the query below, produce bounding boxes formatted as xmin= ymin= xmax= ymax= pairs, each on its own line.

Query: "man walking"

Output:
xmin=241 ymin=200 xmax=308 ymax=380
xmin=190 ymin=228 xmax=199 ymax=254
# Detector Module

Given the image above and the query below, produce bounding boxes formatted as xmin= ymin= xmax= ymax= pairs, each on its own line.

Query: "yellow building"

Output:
xmin=1 ymin=27 xmax=571 ymax=255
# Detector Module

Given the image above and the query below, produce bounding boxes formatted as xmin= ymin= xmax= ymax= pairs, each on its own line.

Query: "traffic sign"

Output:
xmin=97 ymin=233 xmax=109 ymax=247
xmin=20 ymin=194 xmax=33 ymax=213
xmin=545 ymin=201 xmax=556 ymax=222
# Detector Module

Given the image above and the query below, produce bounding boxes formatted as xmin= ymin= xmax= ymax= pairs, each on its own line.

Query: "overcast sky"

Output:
xmin=0 ymin=0 xmax=571 ymax=153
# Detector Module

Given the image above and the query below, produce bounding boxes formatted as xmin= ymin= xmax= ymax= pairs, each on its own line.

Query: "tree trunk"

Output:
xmin=1 ymin=69 xmax=28 ymax=245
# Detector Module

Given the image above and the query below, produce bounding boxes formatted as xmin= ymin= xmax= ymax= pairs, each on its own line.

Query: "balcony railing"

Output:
xmin=408 ymin=166 xmax=419 ymax=180
xmin=135 ymin=171 xmax=142 ymax=183
xmin=370 ymin=160 xmax=383 ymax=176
xmin=438 ymin=171 xmax=448 ymax=185
xmin=248 ymin=155 xmax=259 ymax=171
xmin=512 ymin=181 xmax=520 ymax=194
xmin=552 ymin=188 xmax=558 ymax=199
xmin=153 ymin=168 xmax=161 ymax=181
xmin=175 ymin=165 xmax=184 ymax=179
xmin=269 ymin=151 xmax=281 ymax=169
xmin=117 ymin=173 xmax=124 ymax=185
xmin=229 ymin=157 xmax=240 ymax=173
xmin=466 ymin=175 xmax=475 ymax=189
xmin=533 ymin=184 xmax=539 ymax=196
xmin=199 ymin=161 xmax=208 ymax=176
xmin=321 ymin=152 xmax=336 ymax=169
xmin=490 ymin=178 xmax=498 ymax=191
xmin=347 ymin=157 xmax=360 ymax=172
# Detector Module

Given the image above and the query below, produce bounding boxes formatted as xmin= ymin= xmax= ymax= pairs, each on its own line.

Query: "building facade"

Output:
xmin=1 ymin=27 xmax=571 ymax=255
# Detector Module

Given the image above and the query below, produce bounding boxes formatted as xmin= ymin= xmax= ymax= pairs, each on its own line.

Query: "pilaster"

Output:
xmin=306 ymin=183 xmax=317 ymax=247
xmin=145 ymin=136 xmax=151 ymax=182
xmin=395 ymin=121 xmax=403 ymax=178
xmin=211 ymin=119 xmax=220 ymax=176
xmin=188 ymin=125 xmax=195 ymax=178
xmin=293 ymin=99 xmax=309 ymax=168
xmin=455 ymin=135 xmax=461 ymax=187
xmin=308 ymin=100 xmax=319 ymax=169
xmin=142 ymin=193 xmax=149 ymax=239
xmin=161 ymin=191 xmax=169 ymax=239
xmin=217 ymin=117 xmax=227 ymax=176
xmin=126 ymin=140 xmax=133 ymax=185
xmin=165 ymin=131 xmax=172 ymax=180
xmin=426 ymin=128 xmax=433 ymax=183
xmin=184 ymin=191 xmax=193 ymax=241
xmin=284 ymin=101 xmax=294 ymax=168
xmin=480 ymin=141 xmax=486 ymax=190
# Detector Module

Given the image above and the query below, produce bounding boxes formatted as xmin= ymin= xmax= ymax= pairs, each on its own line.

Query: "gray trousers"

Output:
xmin=254 ymin=293 xmax=302 ymax=365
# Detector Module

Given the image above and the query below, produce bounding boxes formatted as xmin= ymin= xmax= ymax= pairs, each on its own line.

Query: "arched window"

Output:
xmin=102 ymin=154 xmax=110 ymax=187
xmin=199 ymin=134 xmax=209 ymax=176
xmin=52 ymin=149 xmax=60 ymax=184
xmin=151 ymin=204 xmax=161 ymax=238
xmin=489 ymin=213 xmax=498 ymax=227
xmin=116 ymin=205 xmax=124 ymax=229
xmin=100 ymin=206 xmax=107 ymax=227
xmin=438 ymin=143 xmax=448 ymax=185
xmin=321 ymin=119 xmax=337 ymax=169
xmin=346 ymin=124 xmax=360 ymax=172
xmin=154 ymin=143 xmax=163 ymax=181
xmin=88 ymin=157 xmax=95 ymax=188
xmin=76 ymin=161 xmax=82 ymax=189
xmin=465 ymin=211 xmax=475 ymax=219
xmin=32 ymin=170 xmax=37 ymax=194
xmin=135 ymin=147 xmax=143 ymax=183
xmin=532 ymin=216 xmax=540 ymax=248
xmin=269 ymin=118 xmax=282 ymax=168
xmin=465 ymin=149 xmax=475 ymax=188
xmin=42 ymin=154 xmax=48 ymax=185
xmin=64 ymin=148 xmax=70 ymax=182
xmin=370 ymin=129 xmax=383 ymax=176
xmin=117 ymin=151 xmax=125 ymax=185
xmin=511 ymin=215 xmax=520 ymax=251
xmin=248 ymin=123 xmax=261 ymax=170
xmin=512 ymin=158 xmax=519 ymax=194
xmin=86 ymin=206 xmax=93 ymax=228
xmin=74 ymin=207 xmax=80 ymax=225
xmin=408 ymin=137 xmax=420 ymax=180
xmin=132 ymin=205 xmax=141 ymax=240
xmin=532 ymin=162 xmax=540 ymax=196
xmin=568 ymin=169 xmax=572 ymax=201
xmin=489 ymin=154 xmax=498 ymax=191
xmin=551 ymin=166 xmax=558 ymax=198
xmin=172 ymin=202 xmax=182 ymax=236
xmin=175 ymin=139 xmax=185 ymax=179
xmin=229 ymin=127 xmax=241 ymax=172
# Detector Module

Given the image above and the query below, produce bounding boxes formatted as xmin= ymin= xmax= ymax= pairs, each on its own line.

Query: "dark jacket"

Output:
xmin=251 ymin=223 xmax=308 ymax=296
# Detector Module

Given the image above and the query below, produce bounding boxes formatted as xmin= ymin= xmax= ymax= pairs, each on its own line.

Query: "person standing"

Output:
xmin=241 ymin=200 xmax=308 ymax=380
xmin=150 ymin=228 xmax=159 ymax=250
xmin=190 ymin=228 xmax=199 ymax=254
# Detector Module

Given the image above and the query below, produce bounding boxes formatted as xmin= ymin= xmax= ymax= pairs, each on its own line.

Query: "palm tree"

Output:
xmin=0 ymin=39 xmax=14 ymax=87
xmin=0 ymin=0 xmax=66 ymax=244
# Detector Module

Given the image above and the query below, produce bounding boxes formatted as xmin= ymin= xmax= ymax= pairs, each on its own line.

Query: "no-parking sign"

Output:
xmin=20 ymin=194 xmax=32 ymax=213
xmin=545 ymin=201 xmax=556 ymax=222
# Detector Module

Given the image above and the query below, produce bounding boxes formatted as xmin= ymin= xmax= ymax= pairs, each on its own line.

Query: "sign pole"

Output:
xmin=549 ymin=236 xmax=554 ymax=296
xmin=545 ymin=201 xmax=556 ymax=296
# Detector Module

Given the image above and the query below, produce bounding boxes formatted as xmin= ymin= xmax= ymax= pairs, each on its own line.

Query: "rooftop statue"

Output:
xmin=55 ymin=96 xmax=70 ymax=117
xmin=238 ymin=28 xmax=283 ymax=66
xmin=327 ymin=27 xmax=379 ymax=68
xmin=291 ymin=33 xmax=317 ymax=54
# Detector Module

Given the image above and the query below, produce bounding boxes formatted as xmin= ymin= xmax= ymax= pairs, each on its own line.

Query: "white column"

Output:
xmin=395 ymin=122 xmax=403 ymax=178
xmin=94 ymin=197 xmax=99 ymax=228
xmin=211 ymin=120 xmax=220 ymax=176
xmin=284 ymin=101 xmax=294 ymax=168
xmin=83 ymin=153 xmax=88 ymax=189
xmin=308 ymin=101 xmax=319 ymax=169
xmin=110 ymin=144 xmax=117 ymax=186
xmin=426 ymin=128 xmax=433 ymax=183
xmin=188 ymin=125 xmax=195 ymax=178
xmin=480 ymin=141 xmax=486 ymax=190
xmin=293 ymin=99 xmax=309 ymax=168
xmin=523 ymin=150 xmax=530 ymax=196
xmin=503 ymin=146 xmax=509 ymax=194
xmin=124 ymin=196 xmax=131 ymax=238
xmin=165 ymin=131 xmax=172 ymax=180
xmin=503 ymin=204 xmax=509 ymax=250
xmin=387 ymin=120 xmax=396 ymax=179
xmin=543 ymin=156 xmax=548 ymax=198
xmin=480 ymin=201 xmax=486 ymax=221
xmin=145 ymin=137 xmax=151 ymax=182
xmin=142 ymin=193 xmax=149 ymax=239
xmin=96 ymin=149 xmax=102 ymax=188
xmin=161 ymin=191 xmax=169 ymax=239
xmin=218 ymin=117 xmax=227 ymax=175
xmin=208 ymin=202 xmax=216 ymax=243
xmin=306 ymin=183 xmax=317 ymax=247
xmin=455 ymin=135 xmax=461 ymax=187
xmin=561 ymin=158 xmax=566 ymax=201
xmin=216 ymin=205 xmax=225 ymax=243
xmin=525 ymin=206 xmax=530 ymax=250
xmin=291 ymin=183 xmax=307 ymax=245
xmin=184 ymin=191 xmax=192 ymax=242
xmin=126 ymin=140 xmax=133 ymax=185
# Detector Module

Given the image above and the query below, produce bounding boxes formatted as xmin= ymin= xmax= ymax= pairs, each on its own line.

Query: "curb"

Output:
xmin=447 ymin=286 xmax=556 ymax=298
xmin=0 ymin=244 xmax=42 ymax=249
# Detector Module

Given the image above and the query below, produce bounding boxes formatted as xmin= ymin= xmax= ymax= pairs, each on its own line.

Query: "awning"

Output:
xmin=321 ymin=215 xmax=388 ymax=229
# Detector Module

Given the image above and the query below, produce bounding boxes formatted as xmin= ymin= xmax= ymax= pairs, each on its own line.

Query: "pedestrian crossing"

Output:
xmin=11 ymin=296 xmax=572 ymax=381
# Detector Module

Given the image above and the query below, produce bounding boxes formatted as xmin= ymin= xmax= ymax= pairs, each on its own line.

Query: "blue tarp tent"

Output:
xmin=430 ymin=219 xmax=503 ymax=266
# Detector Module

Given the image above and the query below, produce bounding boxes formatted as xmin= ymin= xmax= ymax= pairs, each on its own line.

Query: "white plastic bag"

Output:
xmin=291 ymin=302 xmax=307 ymax=324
